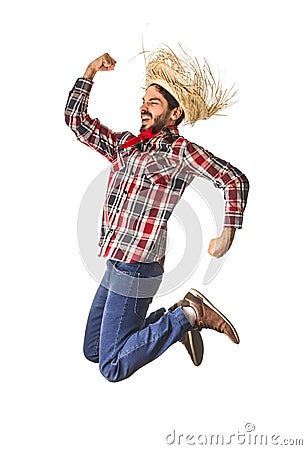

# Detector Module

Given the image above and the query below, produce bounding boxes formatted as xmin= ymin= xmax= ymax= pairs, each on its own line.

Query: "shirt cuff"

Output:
xmin=74 ymin=77 xmax=94 ymax=94
xmin=224 ymin=212 xmax=244 ymax=229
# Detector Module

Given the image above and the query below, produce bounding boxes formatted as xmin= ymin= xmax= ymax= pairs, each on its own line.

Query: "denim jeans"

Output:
xmin=83 ymin=259 xmax=192 ymax=382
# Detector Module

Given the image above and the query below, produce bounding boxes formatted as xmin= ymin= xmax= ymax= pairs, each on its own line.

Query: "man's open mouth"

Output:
xmin=141 ymin=114 xmax=152 ymax=126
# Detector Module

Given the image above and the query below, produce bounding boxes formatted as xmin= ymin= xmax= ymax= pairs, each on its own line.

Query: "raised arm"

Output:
xmin=65 ymin=53 xmax=127 ymax=162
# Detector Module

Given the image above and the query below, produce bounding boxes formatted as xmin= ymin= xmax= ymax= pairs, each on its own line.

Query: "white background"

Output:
xmin=1 ymin=0 xmax=306 ymax=448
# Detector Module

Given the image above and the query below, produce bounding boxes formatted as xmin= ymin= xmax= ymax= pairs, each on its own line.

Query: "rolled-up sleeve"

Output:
xmin=184 ymin=142 xmax=249 ymax=228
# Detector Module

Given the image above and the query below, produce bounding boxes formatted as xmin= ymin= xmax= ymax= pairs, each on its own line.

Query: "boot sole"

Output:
xmin=189 ymin=288 xmax=240 ymax=344
xmin=187 ymin=329 xmax=204 ymax=366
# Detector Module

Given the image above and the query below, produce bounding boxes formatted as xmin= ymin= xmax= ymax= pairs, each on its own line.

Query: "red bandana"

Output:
xmin=121 ymin=128 xmax=157 ymax=149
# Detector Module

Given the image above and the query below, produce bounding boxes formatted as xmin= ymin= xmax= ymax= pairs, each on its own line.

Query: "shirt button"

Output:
xmin=116 ymin=209 xmax=120 ymax=213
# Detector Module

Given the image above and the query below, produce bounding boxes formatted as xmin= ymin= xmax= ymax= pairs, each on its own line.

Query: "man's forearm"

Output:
xmin=64 ymin=78 xmax=93 ymax=130
xmin=221 ymin=227 xmax=236 ymax=242
xmin=223 ymin=171 xmax=249 ymax=229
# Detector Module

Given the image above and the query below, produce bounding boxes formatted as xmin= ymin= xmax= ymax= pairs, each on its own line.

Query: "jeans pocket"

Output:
xmin=113 ymin=261 xmax=140 ymax=276
xmin=135 ymin=263 xmax=164 ymax=300
xmin=110 ymin=260 xmax=163 ymax=300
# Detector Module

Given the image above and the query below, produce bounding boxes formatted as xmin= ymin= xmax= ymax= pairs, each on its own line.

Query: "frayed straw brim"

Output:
xmin=144 ymin=45 xmax=237 ymax=125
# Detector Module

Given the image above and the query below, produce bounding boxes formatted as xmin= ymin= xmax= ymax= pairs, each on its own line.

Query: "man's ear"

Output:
xmin=170 ymin=106 xmax=183 ymax=121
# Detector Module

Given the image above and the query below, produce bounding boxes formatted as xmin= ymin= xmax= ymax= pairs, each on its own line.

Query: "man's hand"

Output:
xmin=83 ymin=53 xmax=117 ymax=81
xmin=208 ymin=228 xmax=236 ymax=258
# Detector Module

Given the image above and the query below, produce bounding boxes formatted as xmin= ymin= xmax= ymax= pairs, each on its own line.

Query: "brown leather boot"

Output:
xmin=182 ymin=289 xmax=240 ymax=344
xmin=181 ymin=329 xmax=204 ymax=366
xmin=168 ymin=302 xmax=204 ymax=366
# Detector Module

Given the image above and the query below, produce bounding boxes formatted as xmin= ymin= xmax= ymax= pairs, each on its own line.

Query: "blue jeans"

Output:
xmin=83 ymin=259 xmax=192 ymax=382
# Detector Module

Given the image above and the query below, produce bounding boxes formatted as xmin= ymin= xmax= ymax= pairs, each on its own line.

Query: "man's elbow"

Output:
xmin=64 ymin=109 xmax=79 ymax=131
xmin=64 ymin=112 xmax=71 ymax=127
xmin=243 ymin=173 xmax=249 ymax=188
xmin=240 ymin=174 xmax=250 ymax=208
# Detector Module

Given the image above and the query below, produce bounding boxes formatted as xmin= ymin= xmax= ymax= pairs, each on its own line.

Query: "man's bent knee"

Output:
xmin=99 ymin=361 xmax=127 ymax=383
xmin=83 ymin=347 xmax=99 ymax=363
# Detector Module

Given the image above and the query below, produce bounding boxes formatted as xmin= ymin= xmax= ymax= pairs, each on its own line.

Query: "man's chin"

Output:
xmin=140 ymin=124 xmax=152 ymax=132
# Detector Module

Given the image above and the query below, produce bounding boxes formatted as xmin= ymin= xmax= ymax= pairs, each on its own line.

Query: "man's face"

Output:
xmin=140 ymin=85 xmax=172 ymax=133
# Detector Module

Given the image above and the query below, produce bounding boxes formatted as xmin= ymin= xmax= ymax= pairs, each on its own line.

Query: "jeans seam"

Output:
xmin=118 ymin=330 xmax=168 ymax=358
xmin=110 ymin=264 xmax=141 ymax=360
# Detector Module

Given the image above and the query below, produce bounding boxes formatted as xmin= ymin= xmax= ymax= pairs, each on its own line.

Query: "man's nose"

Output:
xmin=140 ymin=102 xmax=149 ymax=112
xmin=140 ymin=108 xmax=151 ymax=116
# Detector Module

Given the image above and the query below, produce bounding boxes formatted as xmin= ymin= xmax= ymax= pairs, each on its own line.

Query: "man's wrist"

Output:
xmin=221 ymin=227 xmax=236 ymax=246
xmin=83 ymin=66 xmax=97 ymax=81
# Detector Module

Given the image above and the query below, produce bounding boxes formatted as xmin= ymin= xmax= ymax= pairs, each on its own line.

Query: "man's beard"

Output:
xmin=140 ymin=111 xmax=170 ymax=134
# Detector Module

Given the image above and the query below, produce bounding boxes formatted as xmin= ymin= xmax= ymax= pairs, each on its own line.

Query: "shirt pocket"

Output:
xmin=111 ymin=148 xmax=135 ymax=172
xmin=145 ymin=154 xmax=179 ymax=187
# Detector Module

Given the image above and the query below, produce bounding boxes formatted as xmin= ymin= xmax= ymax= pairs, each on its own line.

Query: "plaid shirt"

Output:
xmin=65 ymin=78 xmax=249 ymax=263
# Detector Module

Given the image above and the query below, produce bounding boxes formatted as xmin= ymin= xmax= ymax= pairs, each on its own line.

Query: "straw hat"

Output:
xmin=145 ymin=45 xmax=237 ymax=125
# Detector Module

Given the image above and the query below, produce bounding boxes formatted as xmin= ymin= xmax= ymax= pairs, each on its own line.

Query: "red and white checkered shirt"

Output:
xmin=65 ymin=78 xmax=249 ymax=263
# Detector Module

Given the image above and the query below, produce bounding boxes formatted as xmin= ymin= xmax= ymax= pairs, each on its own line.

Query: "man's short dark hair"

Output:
xmin=149 ymin=84 xmax=185 ymax=126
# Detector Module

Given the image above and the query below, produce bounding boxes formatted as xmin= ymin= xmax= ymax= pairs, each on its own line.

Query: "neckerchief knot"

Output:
xmin=121 ymin=128 xmax=157 ymax=149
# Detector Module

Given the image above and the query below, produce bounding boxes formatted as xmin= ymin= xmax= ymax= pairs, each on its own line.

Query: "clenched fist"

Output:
xmin=208 ymin=228 xmax=236 ymax=258
xmin=83 ymin=53 xmax=117 ymax=80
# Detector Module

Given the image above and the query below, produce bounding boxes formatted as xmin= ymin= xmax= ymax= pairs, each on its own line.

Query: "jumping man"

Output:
xmin=65 ymin=47 xmax=249 ymax=382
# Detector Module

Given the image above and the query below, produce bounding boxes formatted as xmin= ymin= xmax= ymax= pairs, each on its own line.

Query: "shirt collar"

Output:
xmin=160 ymin=125 xmax=180 ymax=136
